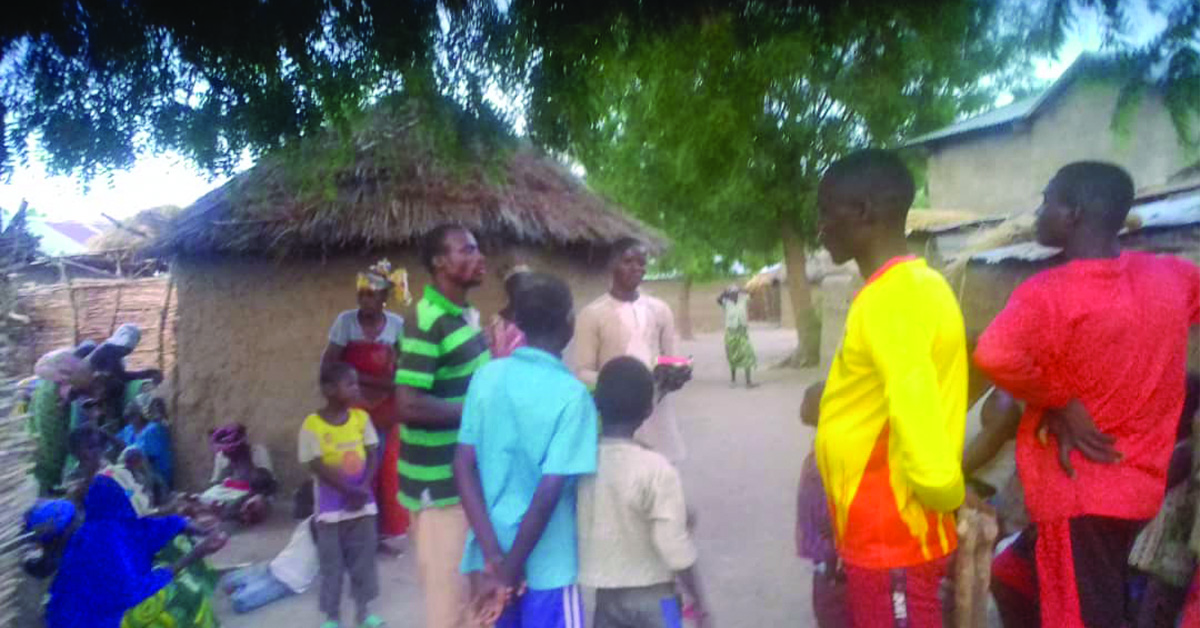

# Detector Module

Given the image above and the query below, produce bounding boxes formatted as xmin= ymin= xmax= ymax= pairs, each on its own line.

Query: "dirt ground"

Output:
xmin=214 ymin=325 xmax=822 ymax=627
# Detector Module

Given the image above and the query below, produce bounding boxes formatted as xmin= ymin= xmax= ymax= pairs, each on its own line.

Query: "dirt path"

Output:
xmin=216 ymin=325 xmax=822 ymax=627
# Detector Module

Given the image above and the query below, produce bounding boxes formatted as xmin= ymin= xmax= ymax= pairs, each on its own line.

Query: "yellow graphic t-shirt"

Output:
xmin=298 ymin=408 xmax=379 ymax=522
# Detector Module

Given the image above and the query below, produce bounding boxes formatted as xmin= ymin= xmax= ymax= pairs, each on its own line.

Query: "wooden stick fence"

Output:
xmin=16 ymin=276 xmax=177 ymax=376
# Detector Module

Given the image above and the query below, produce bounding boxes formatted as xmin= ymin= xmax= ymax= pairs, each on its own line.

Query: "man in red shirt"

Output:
xmin=975 ymin=162 xmax=1200 ymax=628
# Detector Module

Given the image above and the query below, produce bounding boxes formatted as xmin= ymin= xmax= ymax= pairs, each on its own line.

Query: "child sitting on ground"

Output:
xmin=577 ymin=356 xmax=710 ymax=628
xmin=300 ymin=362 xmax=383 ymax=628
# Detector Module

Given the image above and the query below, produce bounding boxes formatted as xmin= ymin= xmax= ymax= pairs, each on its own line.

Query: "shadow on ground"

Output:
xmin=214 ymin=325 xmax=821 ymax=627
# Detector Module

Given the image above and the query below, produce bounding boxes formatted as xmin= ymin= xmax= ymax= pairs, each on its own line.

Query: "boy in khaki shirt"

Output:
xmin=577 ymin=356 xmax=711 ymax=628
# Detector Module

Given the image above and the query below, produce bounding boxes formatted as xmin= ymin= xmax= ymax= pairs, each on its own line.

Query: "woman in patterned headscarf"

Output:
xmin=321 ymin=259 xmax=411 ymax=545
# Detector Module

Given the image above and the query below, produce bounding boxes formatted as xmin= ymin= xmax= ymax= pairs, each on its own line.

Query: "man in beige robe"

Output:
xmin=571 ymin=237 xmax=687 ymax=462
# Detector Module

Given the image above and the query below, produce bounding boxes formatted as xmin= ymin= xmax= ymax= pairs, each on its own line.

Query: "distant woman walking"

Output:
xmin=322 ymin=259 xmax=410 ymax=546
xmin=718 ymin=286 xmax=757 ymax=388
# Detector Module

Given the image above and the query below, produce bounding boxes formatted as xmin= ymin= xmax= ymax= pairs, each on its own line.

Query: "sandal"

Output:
xmin=359 ymin=615 xmax=386 ymax=628
xmin=320 ymin=621 xmax=340 ymax=628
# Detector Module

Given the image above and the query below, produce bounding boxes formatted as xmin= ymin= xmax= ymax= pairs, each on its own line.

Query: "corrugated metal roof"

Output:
xmin=906 ymin=96 xmax=1042 ymax=146
xmin=906 ymin=54 xmax=1097 ymax=147
xmin=1131 ymin=190 xmax=1200 ymax=229
xmin=970 ymin=241 xmax=1061 ymax=264
xmin=969 ymin=189 xmax=1200 ymax=264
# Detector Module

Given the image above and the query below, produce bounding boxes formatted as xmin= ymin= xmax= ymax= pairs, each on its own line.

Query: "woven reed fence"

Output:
xmin=0 ymin=276 xmax=175 ymax=623
xmin=16 ymin=276 xmax=177 ymax=376
xmin=0 ymin=390 xmax=34 ymax=628
xmin=0 ymin=253 xmax=33 ymax=624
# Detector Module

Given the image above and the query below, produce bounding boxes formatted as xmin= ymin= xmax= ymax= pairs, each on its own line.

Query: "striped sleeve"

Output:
xmin=396 ymin=322 xmax=440 ymax=390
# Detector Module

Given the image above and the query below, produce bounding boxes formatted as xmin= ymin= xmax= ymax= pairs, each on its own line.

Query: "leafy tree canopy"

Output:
xmin=1 ymin=0 xmax=1193 ymax=182
xmin=1 ymin=1 xmax=513 ymax=177
xmin=1051 ymin=0 xmax=1199 ymax=150
xmin=499 ymin=1 xmax=1037 ymax=268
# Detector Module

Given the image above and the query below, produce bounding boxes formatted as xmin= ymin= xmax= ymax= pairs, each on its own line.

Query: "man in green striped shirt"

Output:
xmin=396 ymin=224 xmax=490 ymax=628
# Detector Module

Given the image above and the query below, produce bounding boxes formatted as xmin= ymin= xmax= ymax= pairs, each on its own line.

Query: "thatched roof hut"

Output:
xmin=154 ymin=102 xmax=660 ymax=490
xmin=156 ymin=104 xmax=657 ymax=258
xmin=88 ymin=205 xmax=180 ymax=253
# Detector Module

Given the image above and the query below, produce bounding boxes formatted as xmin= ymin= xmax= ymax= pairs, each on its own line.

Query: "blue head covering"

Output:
xmin=25 ymin=500 xmax=76 ymax=543
xmin=45 ymin=476 xmax=187 ymax=628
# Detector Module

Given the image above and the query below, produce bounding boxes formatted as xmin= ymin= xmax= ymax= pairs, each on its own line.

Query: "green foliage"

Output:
xmin=259 ymin=92 xmax=514 ymax=212
xmin=4 ymin=0 xmax=1193 ymax=195
xmin=499 ymin=1 xmax=1036 ymax=273
xmin=1035 ymin=0 xmax=1199 ymax=152
xmin=1 ymin=1 xmax=510 ymax=178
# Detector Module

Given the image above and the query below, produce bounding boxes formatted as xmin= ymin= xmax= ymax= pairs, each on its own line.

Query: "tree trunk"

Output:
xmin=677 ymin=274 xmax=695 ymax=340
xmin=781 ymin=221 xmax=821 ymax=367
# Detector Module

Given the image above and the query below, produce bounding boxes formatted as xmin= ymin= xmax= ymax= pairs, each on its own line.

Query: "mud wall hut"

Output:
xmin=154 ymin=104 xmax=660 ymax=491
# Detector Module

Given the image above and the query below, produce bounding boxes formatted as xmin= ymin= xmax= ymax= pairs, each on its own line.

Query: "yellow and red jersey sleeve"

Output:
xmin=816 ymin=258 xmax=967 ymax=569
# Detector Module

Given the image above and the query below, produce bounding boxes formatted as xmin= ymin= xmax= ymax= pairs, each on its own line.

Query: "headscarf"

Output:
xmin=35 ymin=350 xmax=87 ymax=385
xmin=45 ymin=476 xmax=186 ymax=628
xmin=210 ymin=423 xmax=248 ymax=455
xmin=356 ymin=258 xmax=411 ymax=305
xmin=119 ymin=445 xmax=146 ymax=467
xmin=72 ymin=340 xmax=98 ymax=359
xmin=108 ymin=324 xmax=141 ymax=350
xmin=26 ymin=500 xmax=77 ymax=543
xmin=131 ymin=392 xmax=158 ymax=417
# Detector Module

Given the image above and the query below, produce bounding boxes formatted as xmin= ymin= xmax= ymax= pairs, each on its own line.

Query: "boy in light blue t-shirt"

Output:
xmin=454 ymin=273 xmax=598 ymax=628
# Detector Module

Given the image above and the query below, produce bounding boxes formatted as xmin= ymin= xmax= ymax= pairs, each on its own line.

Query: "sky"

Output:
xmin=0 ymin=3 xmax=1165 ymax=224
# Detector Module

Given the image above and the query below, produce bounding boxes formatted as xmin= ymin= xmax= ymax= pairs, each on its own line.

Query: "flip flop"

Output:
xmin=320 ymin=621 xmax=340 ymax=628
xmin=359 ymin=615 xmax=386 ymax=628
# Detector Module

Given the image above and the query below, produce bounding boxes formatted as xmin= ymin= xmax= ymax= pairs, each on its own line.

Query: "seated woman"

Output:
xmin=119 ymin=446 xmax=170 ymax=509
xmin=116 ymin=400 xmax=174 ymax=490
xmin=181 ymin=424 xmax=276 ymax=526
xmin=44 ymin=475 xmax=227 ymax=628
xmin=63 ymin=426 xmax=155 ymax=516
xmin=16 ymin=500 xmax=81 ymax=628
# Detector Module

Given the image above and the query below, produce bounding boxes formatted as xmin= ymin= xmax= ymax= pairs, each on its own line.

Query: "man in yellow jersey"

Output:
xmin=813 ymin=149 xmax=968 ymax=627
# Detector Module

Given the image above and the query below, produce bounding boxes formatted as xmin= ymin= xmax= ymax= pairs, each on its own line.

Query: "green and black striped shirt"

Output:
xmin=395 ymin=285 xmax=491 ymax=510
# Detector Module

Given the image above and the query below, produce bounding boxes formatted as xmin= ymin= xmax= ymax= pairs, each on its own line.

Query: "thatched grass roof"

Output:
xmin=89 ymin=206 xmax=180 ymax=253
xmin=154 ymin=103 xmax=659 ymax=258
xmin=905 ymin=209 xmax=1000 ymax=235
xmin=945 ymin=181 xmax=1200 ymax=276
